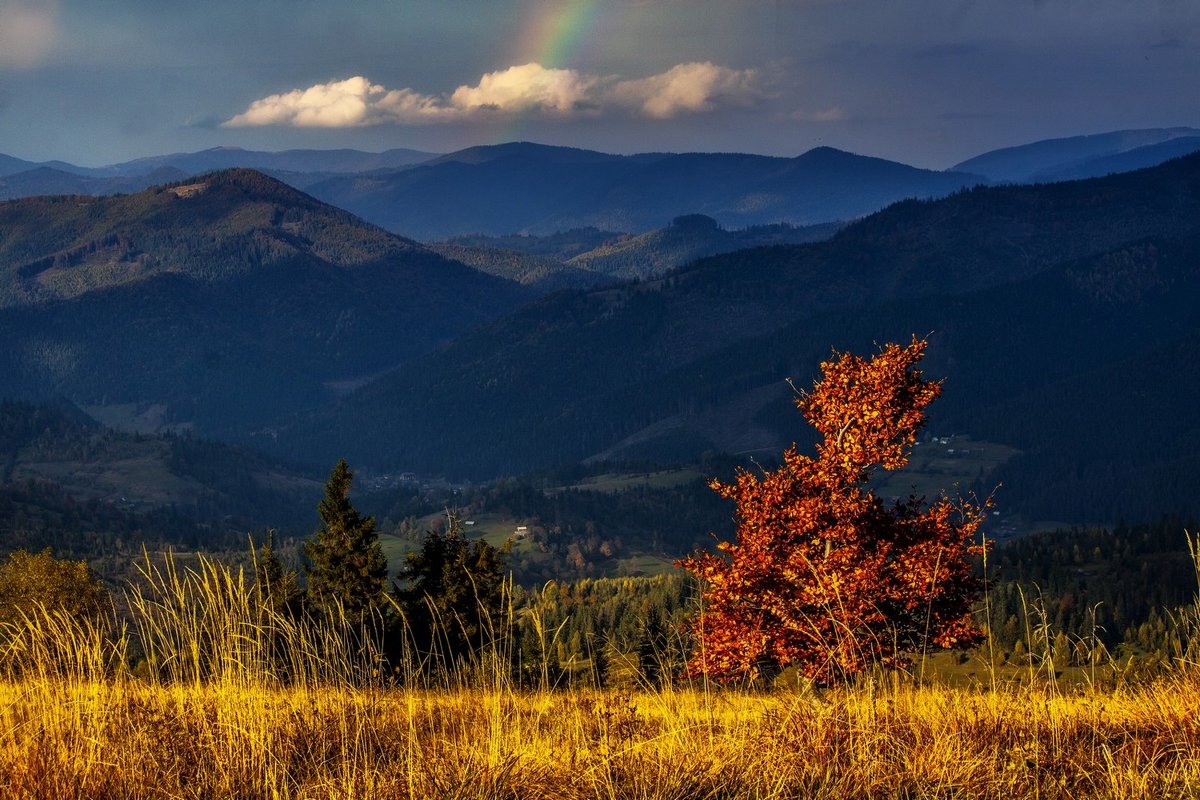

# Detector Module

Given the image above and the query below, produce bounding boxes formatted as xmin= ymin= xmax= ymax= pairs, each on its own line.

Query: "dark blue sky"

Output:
xmin=1 ymin=0 xmax=1196 ymax=168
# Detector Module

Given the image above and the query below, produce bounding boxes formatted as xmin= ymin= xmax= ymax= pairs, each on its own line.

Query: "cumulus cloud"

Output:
xmin=224 ymin=62 xmax=763 ymax=127
xmin=0 ymin=1 xmax=60 ymax=69
xmin=609 ymin=62 xmax=762 ymax=119
xmin=450 ymin=63 xmax=601 ymax=114
xmin=224 ymin=76 xmax=448 ymax=127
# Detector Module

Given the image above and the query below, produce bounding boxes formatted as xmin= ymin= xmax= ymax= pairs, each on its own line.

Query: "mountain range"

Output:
xmin=5 ymin=126 xmax=1199 ymax=239
xmin=266 ymin=152 xmax=1200 ymax=526
xmin=0 ymin=145 xmax=436 ymax=180
xmin=300 ymin=143 xmax=985 ymax=238
xmin=0 ymin=146 xmax=438 ymax=201
xmin=2 ymin=131 xmax=1200 ymax=534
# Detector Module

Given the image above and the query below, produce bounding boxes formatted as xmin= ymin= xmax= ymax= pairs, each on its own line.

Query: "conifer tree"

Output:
xmin=253 ymin=529 xmax=302 ymax=617
xmin=303 ymin=459 xmax=388 ymax=624
xmin=392 ymin=513 xmax=507 ymax=661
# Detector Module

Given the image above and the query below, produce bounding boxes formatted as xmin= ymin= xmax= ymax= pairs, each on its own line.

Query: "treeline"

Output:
xmin=364 ymin=463 xmax=739 ymax=585
xmin=508 ymin=519 xmax=1200 ymax=684
xmin=513 ymin=572 xmax=695 ymax=687
xmin=983 ymin=518 xmax=1200 ymax=661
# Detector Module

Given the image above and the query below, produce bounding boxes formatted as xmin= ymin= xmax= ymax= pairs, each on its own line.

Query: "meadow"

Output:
xmin=1 ymin=554 xmax=1198 ymax=799
xmin=4 ymin=670 xmax=1200 ymax=798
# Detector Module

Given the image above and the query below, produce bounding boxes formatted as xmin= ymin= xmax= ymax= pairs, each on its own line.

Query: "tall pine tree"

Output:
xmin=303 ymin=459 xmax=388 ymax=624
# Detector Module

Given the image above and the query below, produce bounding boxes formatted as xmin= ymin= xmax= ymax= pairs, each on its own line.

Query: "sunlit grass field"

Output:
xmin=4 ymin=675 xmax=1199 ymax=798
xmin=1 ymin=554 xmax=1198 ymax=799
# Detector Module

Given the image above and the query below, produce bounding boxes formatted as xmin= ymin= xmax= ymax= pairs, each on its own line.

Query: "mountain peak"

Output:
xmin=163 ymin=167 xmax=323 ymax=208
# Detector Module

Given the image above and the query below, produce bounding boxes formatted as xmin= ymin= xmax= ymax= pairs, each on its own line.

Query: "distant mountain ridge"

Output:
xmin=565 ymin=215 xmax=842 ymax=281
xmin=1032 ymin=137 xmax=1200 ymax=183
xmin=0 ymin=146 xmax=439 ymax=179
xmin=428 ymin=216 xmax=842 ymax=289
xmin=105 ymin=146 xmax=439 ymax=177
xmin=0 ymin=166 xmax=188 ymax=201
xmin=6 ymin=129 xmax=1200 ymax=242
xmin=952 ymin=127 xmax=1200 ymax=182
xmin=0 ymin=146 xmax=441 ymax=200
xmin=304 ymin=142 xmax=985 ymax=239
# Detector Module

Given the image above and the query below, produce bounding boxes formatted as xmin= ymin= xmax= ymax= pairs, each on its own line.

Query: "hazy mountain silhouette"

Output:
xmin=952 ymin=127 xmax=1200 ymax=182
xmin=0 ymin=146 xmax=440 ymax=199
xmin=304 ymin=142 xmax=985 ymax=239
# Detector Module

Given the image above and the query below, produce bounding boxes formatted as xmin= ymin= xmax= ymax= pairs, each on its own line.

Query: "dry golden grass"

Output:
xmin=2 ymin=677 xmax=1200 ymax=798
xmin=0 ymin=552 xmax=1198 ymax=799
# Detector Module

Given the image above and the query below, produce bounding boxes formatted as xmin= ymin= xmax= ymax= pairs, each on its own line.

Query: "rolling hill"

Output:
xmin=0 ymin=169 xmax=529 ymax=435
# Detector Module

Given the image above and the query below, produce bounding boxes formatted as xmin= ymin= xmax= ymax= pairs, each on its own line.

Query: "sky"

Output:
xmin=0 ymin=0 xmax=1197 ymax=169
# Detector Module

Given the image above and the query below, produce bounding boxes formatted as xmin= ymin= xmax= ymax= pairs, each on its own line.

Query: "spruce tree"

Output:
xmin=392 ymin=513 xmax=507 ymax=661
xmin=303 ymin=459 xmax=388 ymax=624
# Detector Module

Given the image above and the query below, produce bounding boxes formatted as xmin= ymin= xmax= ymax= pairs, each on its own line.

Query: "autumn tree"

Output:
xmin=678 ymin=337 xmax=985 ymax=684
xmin=303 ymin=459 xmax=388 ymax=625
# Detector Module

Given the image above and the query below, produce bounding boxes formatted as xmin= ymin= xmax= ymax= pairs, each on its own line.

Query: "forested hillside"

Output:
xmin=0 ymin=401 xmax=321 ymax=558
xmin=273 ymin=155 xmax=1200 ymax=531
xmin=0 ymin=169 xmax=529 ymax=434
xmin=565 ymin=215 xmax=841 ymax=281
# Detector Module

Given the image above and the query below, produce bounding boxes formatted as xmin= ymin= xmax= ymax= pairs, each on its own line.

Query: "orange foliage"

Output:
xmin=678 ymin=337 xmax=986 ymax=684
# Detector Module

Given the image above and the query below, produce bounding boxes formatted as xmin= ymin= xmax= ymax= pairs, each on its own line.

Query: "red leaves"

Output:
xmin=678 ymin=337 xmax=985 ymax=684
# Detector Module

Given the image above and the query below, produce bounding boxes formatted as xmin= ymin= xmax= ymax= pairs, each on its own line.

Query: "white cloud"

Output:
xmin=224 ymin=62 xmax=764 ymax=128
xmin=450 ymin=63 xmax=601 ymax=114
xmin=609 ymin=62 xmax=762 ymax=119
xmin=224 ymin=76 xmax=447 ymax=128
xmin=0 ymin=1 xmax=59 ymax=69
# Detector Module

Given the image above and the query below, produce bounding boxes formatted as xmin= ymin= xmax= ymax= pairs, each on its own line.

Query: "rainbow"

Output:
xmin=513 ymin=0 xmax=602 ymax=71
xmin=486 ymin=0 xmax=634 ymax=142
